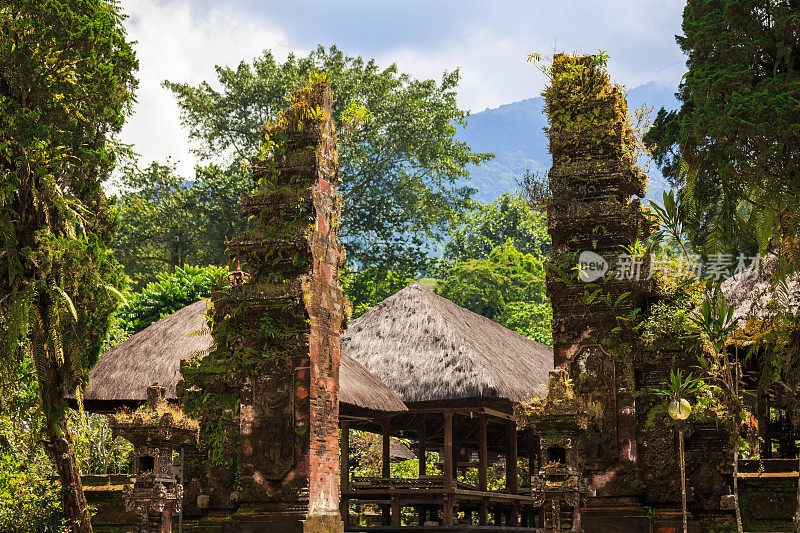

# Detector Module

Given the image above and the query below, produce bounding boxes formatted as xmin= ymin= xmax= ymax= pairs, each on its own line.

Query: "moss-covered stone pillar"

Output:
xmin=543 ymin=54 xmax=653 ymax=513
xmin=180 ymin=81 xmax=344 ymax=532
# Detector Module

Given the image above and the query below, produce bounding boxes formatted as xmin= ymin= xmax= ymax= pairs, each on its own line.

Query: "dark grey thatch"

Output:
xmin=389 ymin=441 xmax=415 ymax=463
xmin=341 ymin=284 xmax=553 ymax=403
xmin=722 ymin=253 xmax=800 ymax=325
xmin=84 ymin=300 xmax=406 ymax=413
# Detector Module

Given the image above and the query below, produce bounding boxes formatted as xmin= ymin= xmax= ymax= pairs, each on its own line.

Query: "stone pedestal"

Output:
xmin=108 ymin=384 xmax=199 ymax=533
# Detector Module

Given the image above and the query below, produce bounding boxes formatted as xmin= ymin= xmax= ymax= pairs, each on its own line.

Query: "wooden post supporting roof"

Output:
xmin=452 ymin=414 xmax=459 ymax=484
xmin=757 ymin=388 xmax=771 ymax=458
xmin=478 ymin=413 xmax=488 ymax=526
xmin=391 ymin=495 xmax=401 ymax=526
xmin=506 ymin=419 xmax=519 ymax=526
xmin=340 ymin=420 xmax=350 ymax=526
xmin=382 ymin=418 xmax=391 ymax=526
xmin=417 ymin=413 xmax=427 ymax=476
xmin=506 ymin=419 xmax=518 ymax=494
xmin=382 ymin=418 xmax=391 ymax=479
xmin=443 ymin=411 xmax=454 ymax=526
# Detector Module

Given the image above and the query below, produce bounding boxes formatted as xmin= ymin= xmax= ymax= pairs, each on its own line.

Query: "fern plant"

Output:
xmin=0 ymin=1 xmax=137 ymax=530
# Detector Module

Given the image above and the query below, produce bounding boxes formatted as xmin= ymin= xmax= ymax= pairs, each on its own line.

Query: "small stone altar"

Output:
xmin=522 ymin=368 xmax=588 ymax=532
xmin=108 ymin=384 xmax=199 ymax=533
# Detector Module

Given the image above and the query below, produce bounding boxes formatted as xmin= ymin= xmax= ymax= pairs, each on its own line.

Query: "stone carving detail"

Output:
xmin=255 ymin=372 xmax=295 ymax=479
xmin=109 ymin=384 xmax=198 ymax=533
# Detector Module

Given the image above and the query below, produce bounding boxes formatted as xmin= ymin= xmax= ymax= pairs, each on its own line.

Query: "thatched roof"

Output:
xmin=84 ymin=300 xmax=406 ymax=413
xmin=341 ymin=284 xmax=553 ymax=403
xmin=389 ymin=441 xmax=415 ymax=463
xmin=722 ymin=253 xmax=800 ymax=325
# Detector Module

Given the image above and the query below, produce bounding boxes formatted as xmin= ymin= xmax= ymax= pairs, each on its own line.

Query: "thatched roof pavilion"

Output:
xmin=81 ymin=300 xmax=407 ymax=414
xmin=721 ymin=254 xmax=800 ymax=459
xmin=342 ymin=284 xmax=553 ymax=405
xmin=339 ymin=285 xmax=553 ymax=527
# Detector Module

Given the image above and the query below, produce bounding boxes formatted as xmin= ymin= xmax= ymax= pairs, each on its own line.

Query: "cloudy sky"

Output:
xmin=120 ymin=0 xmax=687 ymax=178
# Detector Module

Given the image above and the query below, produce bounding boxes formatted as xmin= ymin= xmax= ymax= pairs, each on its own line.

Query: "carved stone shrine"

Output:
xmin=108 ymin=384 xmax=198 ymax=533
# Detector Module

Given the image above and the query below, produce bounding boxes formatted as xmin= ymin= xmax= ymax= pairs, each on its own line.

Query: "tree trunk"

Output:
xmin=40 ymin=365 xmax=93 ymax=532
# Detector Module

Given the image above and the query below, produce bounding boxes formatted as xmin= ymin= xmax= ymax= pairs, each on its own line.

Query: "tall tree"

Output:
xmin=439 ymin=241 xmax=552 ymax=345
xmin=164 ymin=45 xmax=490 ymax=294
xmin=0 ymin=1 xmax=137 ymax=530
xmin=113 ymin=162 xmax=249 ymax=287
xmin=644 ymin=0 xmax=800 ymax=260
xmin=443 ymin=192 xmax=550 ymax=264
xmin=434 ymin=193 xmax=553 ymax=344
xmin=645 ymin=8 xmax=800 ymax=525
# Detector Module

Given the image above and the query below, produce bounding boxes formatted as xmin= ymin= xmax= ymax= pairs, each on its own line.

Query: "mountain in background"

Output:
xmin=457 ymin=81 xmax=680 ymax=204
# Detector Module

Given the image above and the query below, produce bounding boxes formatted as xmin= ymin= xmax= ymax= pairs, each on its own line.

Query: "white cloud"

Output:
xmin=118 ymin=0 xmax=292 ymax=179
xmin=116 ymin=0 xmax=686 ymax=178
xmin=380 ymin=30 xmax=551 ymax=113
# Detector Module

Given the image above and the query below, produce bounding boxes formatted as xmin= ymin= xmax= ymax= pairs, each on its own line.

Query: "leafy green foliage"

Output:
xmin=434 ymin=194 xmax=553 ymax=344
xmin=163 ymin=45 xmax=491 ymax=302
xmin=68 ymin=412 xmax=132 ymax=476
xmin=653 ymin=369 xmax=701 ymax=401
xmin=439 ymin=241 xmax=552 ymax=345
xmin=640 ymin=280 xmax=704 ymax=351
xmin=0 ymin=360 xmax=66 ymax=532
xmin=113 ymin=162 xmax=250 ymax=288
xmin=0 ymin=0 xmax=137 ymax=393
xmin=498 ymin=300 xmax=553 ymax=345
xmin=0 ymin=1 xmax=138 ymax=525
xmin=341 ymin=267 xmax=413 ymax=318
xmin=644 ymin=0 xmax=800 ymax=260
xmin=0 ymin=360 xmax=131 ymax=530
xmin=114 ymin=264 xmax=225 ymax=337
xmin=687 ymin=284 xmax=741 ymax=355
xmin=0 ymin=451 xmax=66 ymax=532
xmin=444 ymin=193 xmax=550 ymax=263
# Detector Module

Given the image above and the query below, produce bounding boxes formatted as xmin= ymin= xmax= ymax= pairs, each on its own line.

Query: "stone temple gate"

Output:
xmin=81 ymin=58 xmax=797 ymax=533
xmin=179 ymin=81 xmax=345 ymax=532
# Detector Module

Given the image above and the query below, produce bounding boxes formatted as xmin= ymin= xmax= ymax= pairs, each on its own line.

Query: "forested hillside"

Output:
xmin=458 ymin=81 xmax=679 ymax=202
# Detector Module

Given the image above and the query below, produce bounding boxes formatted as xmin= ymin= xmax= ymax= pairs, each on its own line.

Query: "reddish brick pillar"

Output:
xmin=181 ymin=82 xmax=344 ymax=533
xmin=302 ymin=81 xmax=345 ymax=532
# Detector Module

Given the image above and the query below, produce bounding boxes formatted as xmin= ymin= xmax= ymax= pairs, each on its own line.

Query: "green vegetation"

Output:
xmin=157 ymin=45 xmax=490 ymax=312
xmin=0 ymin=359 xmax=132 ymax=532
xmin=113 ymin=162 xmax=251 ymax=288
xmin=644 ymin=0 xmax=800 ymax=261
xmin=440 ymin=241 xmax=551 ymax=345
xmin=444 ymin=193 xmax=549 ymax=262
xmin=0 ymin=0 xmax=138 ymax=528
xmin=113 ymin=264 xmax=225 ymax=337
xmin=436 ymin=193 xmax=553 ymax=345
xmin=0 ymin=360 xmax=66 ymax=532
